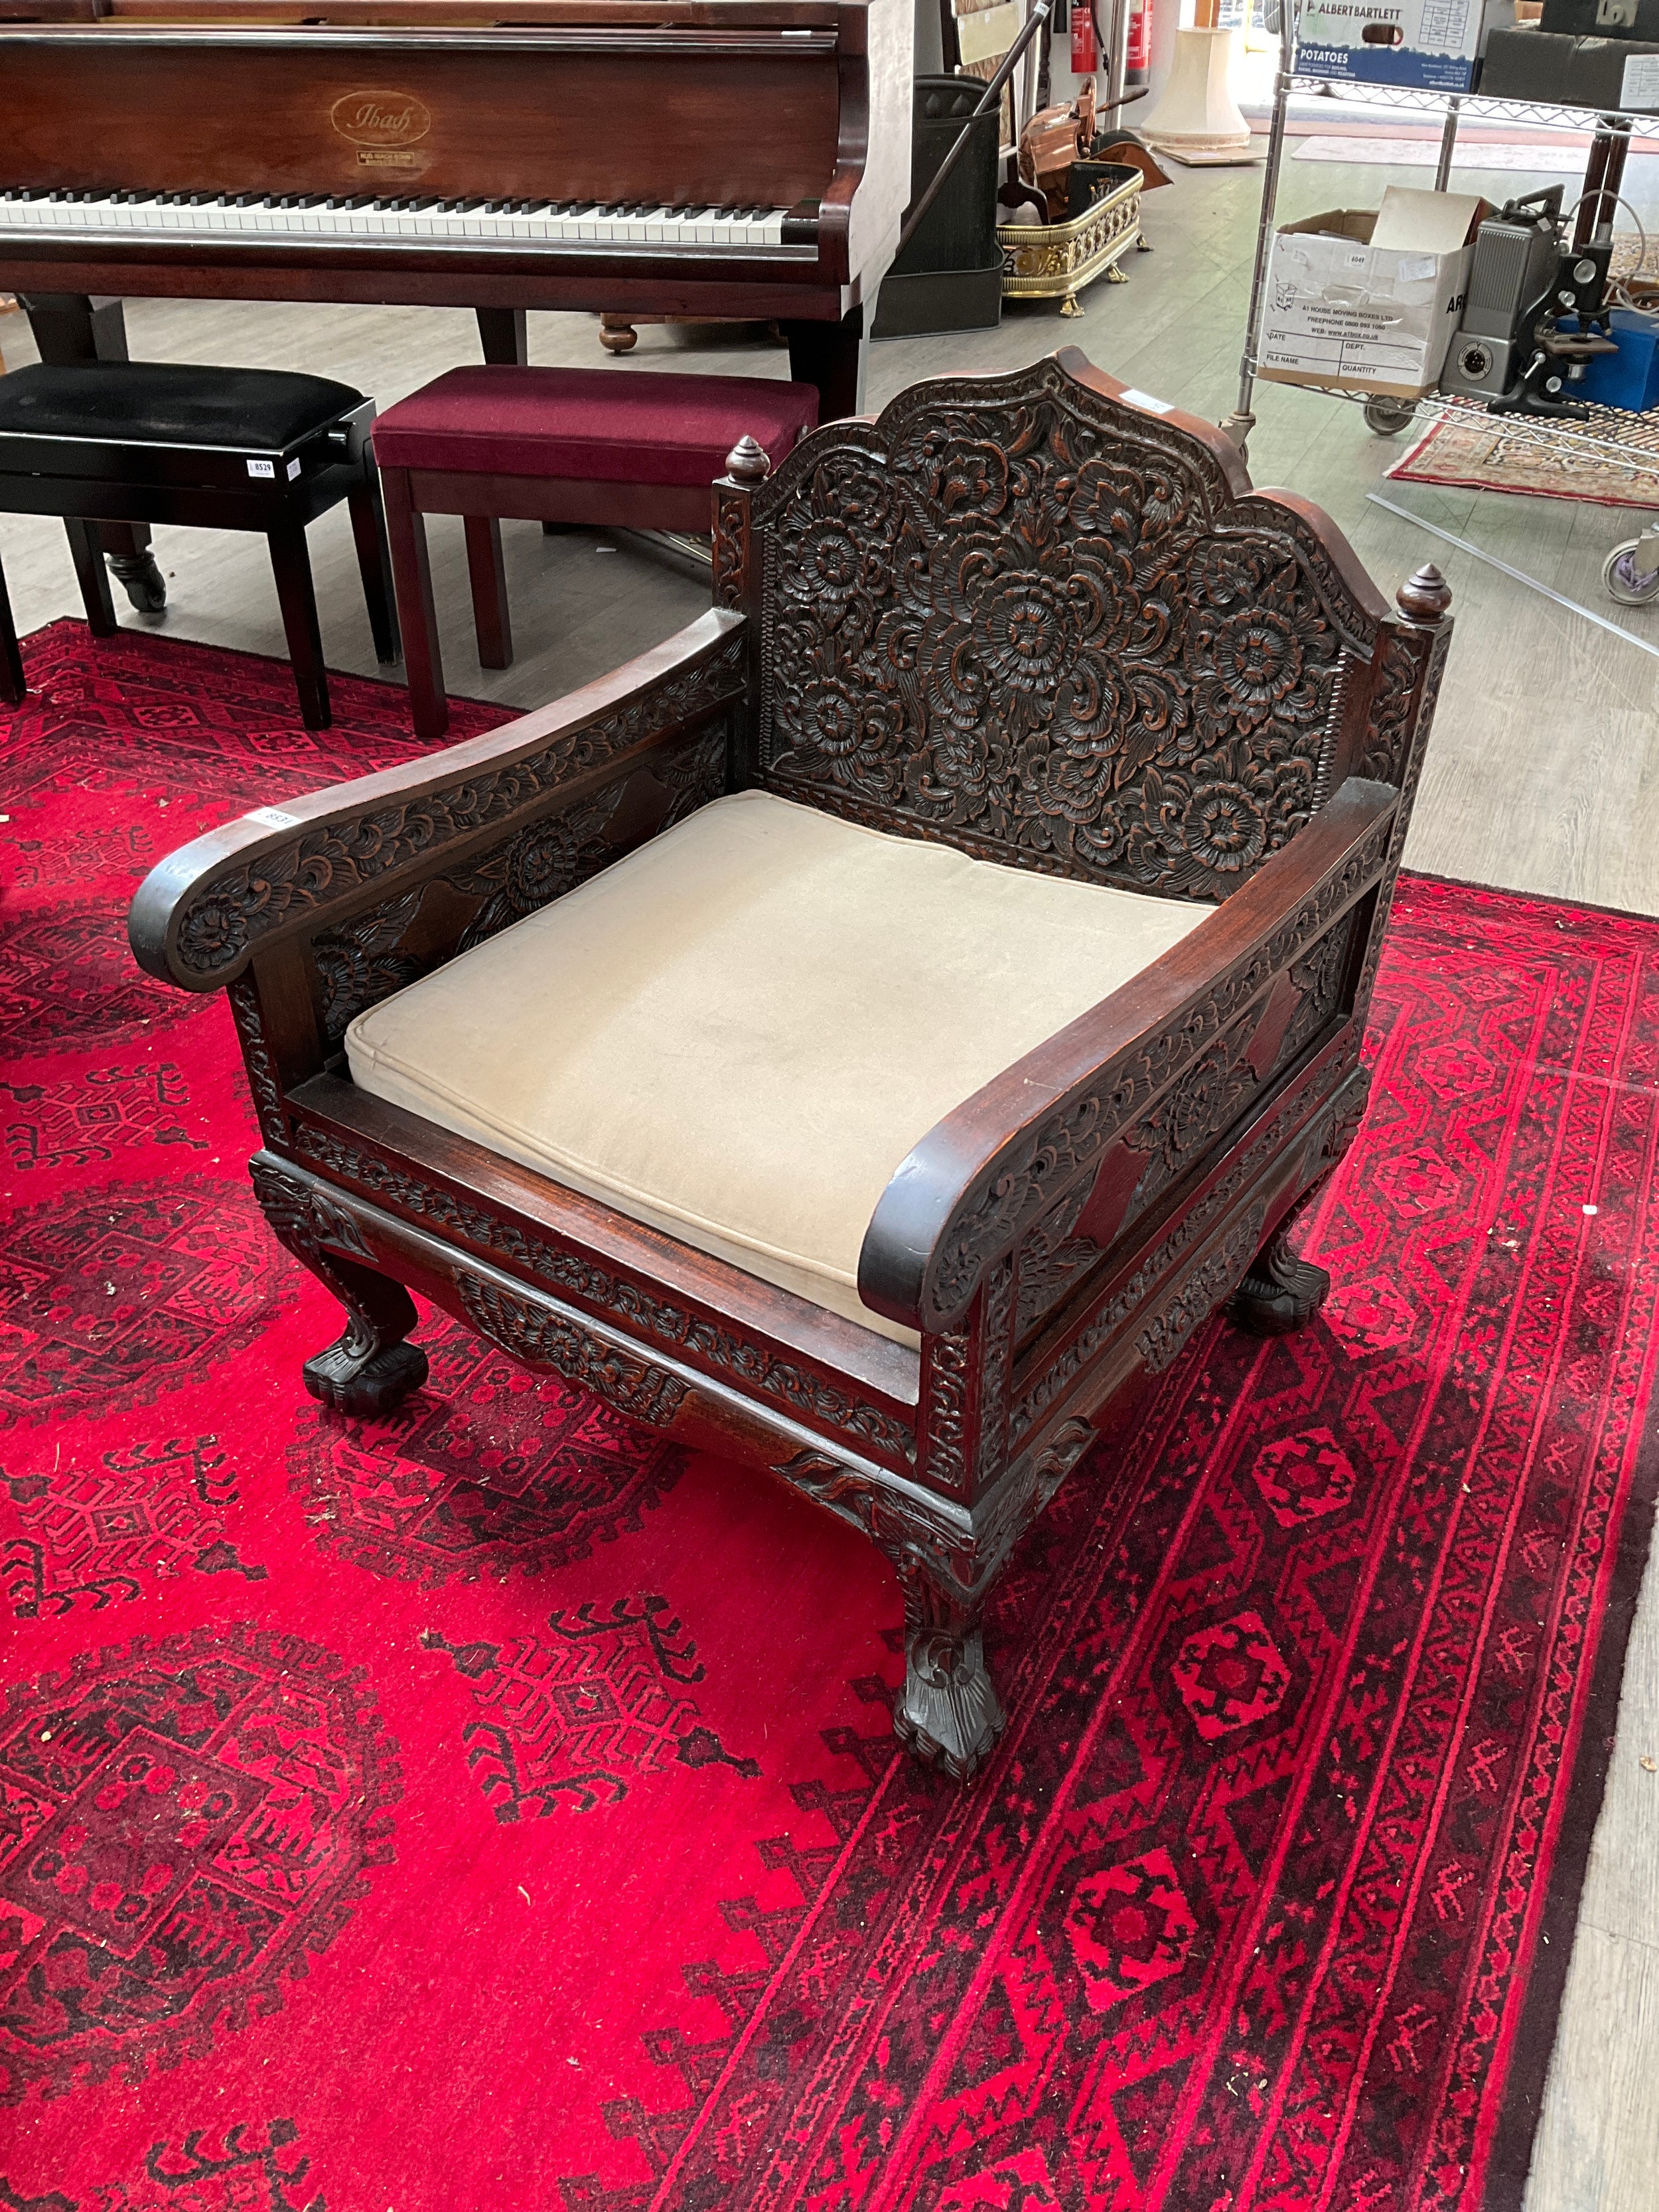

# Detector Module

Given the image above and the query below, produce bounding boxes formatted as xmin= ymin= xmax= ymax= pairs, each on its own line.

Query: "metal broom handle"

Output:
xmin=895 ymin=0 xmax=1056 ymax=259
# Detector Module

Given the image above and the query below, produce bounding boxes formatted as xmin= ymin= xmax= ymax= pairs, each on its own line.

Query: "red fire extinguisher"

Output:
xmin=1070 ymin=0 xmax=1097 ymax=74
xmin=1126 ymin=0 xmax=1151 ymax=83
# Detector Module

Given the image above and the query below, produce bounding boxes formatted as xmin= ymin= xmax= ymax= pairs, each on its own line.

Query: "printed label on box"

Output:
xmin=1296 ymin=0 xmax=1509 ymax=90
xmin=1621 ymin=50 xmax=1659 ymax=104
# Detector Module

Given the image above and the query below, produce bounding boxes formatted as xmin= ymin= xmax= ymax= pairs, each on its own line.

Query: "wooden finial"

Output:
xmin=725 ymin=434 xmax=771 ymax=484
xmin=1396 ymin=562 xmax=1451 ymax=622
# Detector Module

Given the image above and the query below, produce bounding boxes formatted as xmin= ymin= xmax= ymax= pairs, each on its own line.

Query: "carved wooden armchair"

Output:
xmin=129 ymin=350 xmax=1452 ymax=1781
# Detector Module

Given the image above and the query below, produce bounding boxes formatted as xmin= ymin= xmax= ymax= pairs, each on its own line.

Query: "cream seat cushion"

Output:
xmin=346 ymin=790 xmax=1209 ymax=1349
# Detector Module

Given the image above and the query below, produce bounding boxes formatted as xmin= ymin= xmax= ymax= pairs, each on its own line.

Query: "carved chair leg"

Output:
xmin=297 ymin=1253 xmax=429 ymax=1415
xmin=1231 ymin=1224 xmax=1331 ymax=1337
xmin=252 ymin=1168 xmax=429 ymax=1414
xmin=892 ymin=1564 xmax=1005 ymax=1782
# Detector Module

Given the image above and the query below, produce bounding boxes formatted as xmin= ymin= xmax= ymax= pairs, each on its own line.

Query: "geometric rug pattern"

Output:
xmin=3 ymin=619 xmax=1656 ymax=2211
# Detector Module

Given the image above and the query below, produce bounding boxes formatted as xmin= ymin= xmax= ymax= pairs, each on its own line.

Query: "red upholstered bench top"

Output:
xmin=372 ymin=365 xmax=819 ymax=487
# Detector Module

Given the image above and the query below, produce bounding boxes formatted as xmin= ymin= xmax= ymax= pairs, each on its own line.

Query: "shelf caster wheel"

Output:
xmin=1602 ymin=538 xmax=1659 ymax=607
xmin=108 ymin=551 xmax=167 ymax=614
xmin=1363 ymin=397 xmax=1416 ymax=437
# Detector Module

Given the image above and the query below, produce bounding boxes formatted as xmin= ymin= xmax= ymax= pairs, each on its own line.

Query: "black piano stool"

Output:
xmin=0 ymin=360 xmax=399 ymax=730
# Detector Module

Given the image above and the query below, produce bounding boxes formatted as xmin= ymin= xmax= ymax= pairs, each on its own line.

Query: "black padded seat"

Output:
xmin=0 ymin=361 xmax=367 ymax=450
xmin=0 ymin=358 xmax=399 ymax=731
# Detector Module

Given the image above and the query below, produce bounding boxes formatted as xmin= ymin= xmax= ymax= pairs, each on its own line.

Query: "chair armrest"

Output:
xmin=858 ymin=776 xmax=1400 ymax=1335
xmin=129 ymin=608 xmax=747 ymax=992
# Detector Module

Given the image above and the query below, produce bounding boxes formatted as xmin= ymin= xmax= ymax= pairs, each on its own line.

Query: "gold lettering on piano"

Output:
xmin=329 ymin=91 xmax=432 ymax=147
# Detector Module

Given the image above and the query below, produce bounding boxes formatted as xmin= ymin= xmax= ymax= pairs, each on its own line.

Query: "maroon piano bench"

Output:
xmin=370 ymin=364 xmax=818 ymax=739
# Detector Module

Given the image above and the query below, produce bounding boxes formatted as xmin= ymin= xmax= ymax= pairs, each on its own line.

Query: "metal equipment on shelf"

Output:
xmin=1223 ymin=23 xmax=1659 ymax=606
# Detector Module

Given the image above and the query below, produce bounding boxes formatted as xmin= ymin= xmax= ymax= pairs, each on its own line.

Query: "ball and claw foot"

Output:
xmin=302 ymin=1333 xmax=429 ymax=1416
xmin=108 ymin=551 xmax=167 ymax=614
xmin=1231 ymin=1230 xmax=1331 ymax=1337
xmin=893 ymin=1609 xmax=1006 ymax=1781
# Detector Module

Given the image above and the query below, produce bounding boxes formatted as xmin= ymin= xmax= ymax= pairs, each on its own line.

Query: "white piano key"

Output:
xmin=0 ymin=191 xmax=807 ymax=254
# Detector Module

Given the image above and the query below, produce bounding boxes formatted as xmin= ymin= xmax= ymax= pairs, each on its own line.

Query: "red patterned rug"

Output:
xmin=2 ymin=619 xmax=1656 ymax=2212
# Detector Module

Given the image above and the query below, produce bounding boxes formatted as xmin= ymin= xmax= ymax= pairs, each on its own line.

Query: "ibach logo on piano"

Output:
xmin=329 ymin=91 xmax=433 ymax=147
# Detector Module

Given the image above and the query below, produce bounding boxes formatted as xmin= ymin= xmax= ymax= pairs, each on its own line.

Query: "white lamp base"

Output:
xmin=1139 ymin=27 xmax=1258 ymax=167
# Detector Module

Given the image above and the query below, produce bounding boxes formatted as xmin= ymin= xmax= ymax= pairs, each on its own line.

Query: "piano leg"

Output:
xmin=471 ymin=307 xmax=536 ymax=586
xmin=476 ymin=307 xmax=529 ymax=368
xmin=784 ymin=304 xmax=868 ymax=423
xmin=21 ymin=295 xmax=167 ymax=615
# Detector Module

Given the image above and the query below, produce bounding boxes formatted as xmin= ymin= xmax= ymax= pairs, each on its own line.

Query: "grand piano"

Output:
xmin=0 ymin=0 xmax=912 ymax=604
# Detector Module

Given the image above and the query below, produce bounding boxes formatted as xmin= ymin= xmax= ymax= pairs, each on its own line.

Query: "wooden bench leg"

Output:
xmin=380 ymin=465 xmax=447 ymax=743
xmin=464 ymin=515 xmax=513 ymax=670
xmin=23 ymin=294 xmax=167 ymax=612
xmin=64 ymin=517 xmax=117 ymax=636
xmin=0 ymin=556 xmax=25 ymax=703
xmin=348 ymin=474 xmax=401 ymax=668
xmin=266 ymin=522 xmax=330 ymax=730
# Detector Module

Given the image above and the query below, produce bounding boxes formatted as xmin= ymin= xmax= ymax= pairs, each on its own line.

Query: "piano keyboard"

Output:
xmin=0 ymin=192 xmax=816 ymax=252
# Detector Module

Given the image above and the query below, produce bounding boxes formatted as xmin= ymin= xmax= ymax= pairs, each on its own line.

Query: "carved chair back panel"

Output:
xmin=749 ymin=358 xmax=1382 ymax=902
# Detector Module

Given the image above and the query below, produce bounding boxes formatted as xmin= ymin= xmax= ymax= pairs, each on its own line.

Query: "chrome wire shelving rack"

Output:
xmin=1226 ymin=25 xmax=1659 ymax=451
xmin=1224 ymin=28 xmax=1659 ymax=600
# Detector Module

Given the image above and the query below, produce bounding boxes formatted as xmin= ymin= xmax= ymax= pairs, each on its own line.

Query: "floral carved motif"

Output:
xmin=1009 ymin=1061 xmax=1363 ymax=1441
xmin=309 ymin=727 xmax=727 ymax=1045
xmin=458 ymin=1276 xmax=689 ymax=1430
xmin=975 ymin=1256 xmax=1017 ymax=1487
xmin=1358 ymin=629 xmax=1422 ymax=785
xmin=289 ymin=1128 xmax=916 ymax=1463
xmin=1354 ymin=625 xmax=1450 ymax=1031
xmin=924 ymin=1331 xmax=973 ymax=1493
xmin=918 ymin=814 xmax=1393 ymax=1328
xmin=778 ymin=1450 xmax=981 ymax=1604
xmin=249 ymin=1155 xmax=372 ymax=1268
xmin=1015 ymin=1181 xmax=1100 ymax=1339
xmin=713 ymin=489 xmax=750 ymax=609
xmin=1135 ymin=1204 xmax=1267 ymax=1374
xmin=226 ymin=976 xmax=287 ymax=1147
xmin=754 ymin=359 xmax=1377 ymax=899
xmin=169 ymin=635 xmax=747 ymax=983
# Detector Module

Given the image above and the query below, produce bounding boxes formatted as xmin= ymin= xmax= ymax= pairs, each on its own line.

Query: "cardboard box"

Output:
xmin=1479 ymin=19 xmax=1659 ymax=100
xmin=1258 ymin=188 xmax=1490 ymax=398
xmin=1296 ymin=0 xmax=1514 ymax=90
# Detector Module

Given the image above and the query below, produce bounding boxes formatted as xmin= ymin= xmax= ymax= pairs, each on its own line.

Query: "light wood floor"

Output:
xmin=2 ymin=146 xmax=1655 ymax=2209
